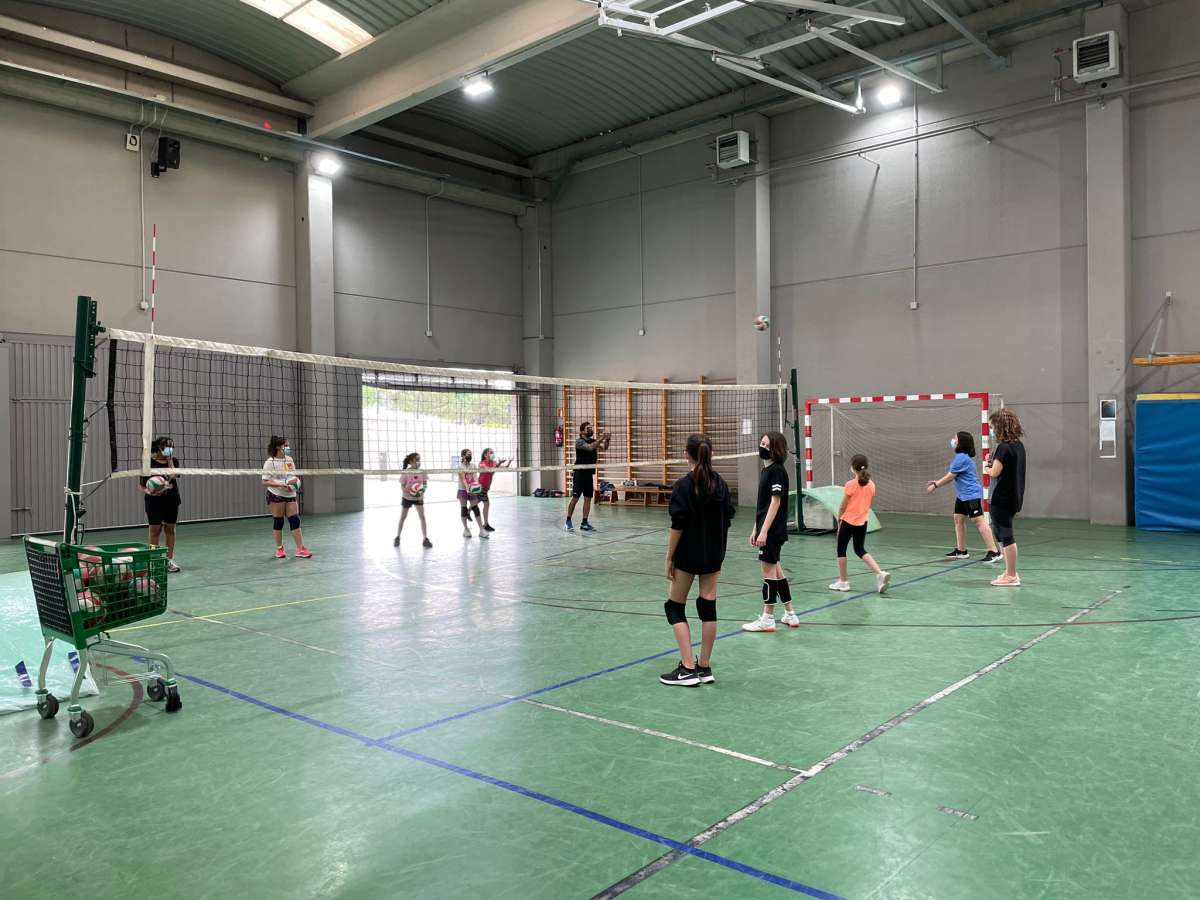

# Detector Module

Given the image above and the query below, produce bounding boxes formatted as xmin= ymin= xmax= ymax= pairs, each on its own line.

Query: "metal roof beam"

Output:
xmin=812 ymin=27 xmax=945 ymax=92
xmin=292 ymin=0 xmax=638 ymax=139
xmin=914 ymin=0 xmax=1007 ymax=66
xmin=747 ymin=0 xmax=905 ymax=27
xmin=0 ymin=12 xmax=314 ymax=117
xmin=713 ymin=56 xmax=861 ymax=113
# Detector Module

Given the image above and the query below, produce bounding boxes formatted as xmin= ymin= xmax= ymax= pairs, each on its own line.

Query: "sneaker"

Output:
xmin=422 ymin=538 xmax=433 ymax=549
xmin=828 ymin=580 xmax=851 ymax=592
xmin=694 ymin=663 xmax=714 ymax=684
xmin=463 ymin=527 xmax=473 ymax=538
xmin=166 ymin=559 xmax=181 ymax=574
xmin=564 ymin=520 xmax=574 ymax=532
xmin=876 ymin=571 xmax=891 ymax=594
xmin=296 ymin=548 xmax=313 ymax=559
xmin=944 ymin=548 xmax=969 ymax=559
xmin=983 ymin=550 xmax=1003 ymax=564
xmin=659 ymin=663 xmax=700 ymax=686
xmin=483 ymin=524 xmax=496 ymax=532
xmin=393 ymin=535 xmax=400 ymax=547
xmin=275 ymin=547 xmax=287 ymax=559
xmin=478 ymin=529 xmax=490 ymax=540
xmin=991 ymin=575 xmax=1021 ymax=587
xmin=741 ymin=614 xmax=776 ymax=633
xmin=580 ymin=522 xmax=596 ymax=532
xmin=780 ymin=611 xmax=800 ymax=628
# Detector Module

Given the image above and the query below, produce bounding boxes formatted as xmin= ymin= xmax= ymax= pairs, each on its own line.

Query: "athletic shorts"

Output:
xmin=571 ymin=475 xmax=594 ymax=499
xmin=990 ymin=505 xmax=1017 ymax=547
xmin=758 ymin=541 xmax=782 ymax=565
xmin=402 ymin=497 xmax=424 ymax=509
xmin=145 ymin=497 xmax=180 ymax=526
xmin=954 ymin=498 xmax=985 ymax=519
xmin=266 ymin=491 xmax=296 ymax=506
xmin=475 ymin=490 xmax=490 ymax=502
xmin=457 ymin=490 xmax=481 ymax=503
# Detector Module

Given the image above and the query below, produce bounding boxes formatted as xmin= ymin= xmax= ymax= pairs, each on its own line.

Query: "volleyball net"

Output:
xmin=99 ymin=330 xmax=787 ymax=488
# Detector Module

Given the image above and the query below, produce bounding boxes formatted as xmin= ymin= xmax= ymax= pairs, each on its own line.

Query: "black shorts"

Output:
xmin=402 ymin=498 xmax=424 ymax=509
xmin=145 ymin=497 xmax=180 ymax=526
xmin=476 ymin=490 xmax=490 ymax=502
xmin=954 ymin=498 xmax=985 ymax=519
xmin=571 ymin=474 xmax=594 ymax=498
xmin=990 ymin=505 xmax=1017 ymax=547
xmin=837 ymin=521 xmax=868 ymax=559
xmin=266 ymin=492 xmax=297 ymax=506
xmin=758 ymin=542 xmax=783 ymax=565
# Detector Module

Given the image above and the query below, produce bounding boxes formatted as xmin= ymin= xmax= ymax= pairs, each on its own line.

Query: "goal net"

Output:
xmin=803 ymin=393 xmax=996 ymax=519
xmin=100 ymin=330 xmax=785 ymax=496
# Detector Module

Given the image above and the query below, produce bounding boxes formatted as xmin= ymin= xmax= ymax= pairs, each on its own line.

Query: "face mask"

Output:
xmin=283 ymin=447 xmax=292 ymax=457
xmin=162 ymin=447 xmax=174 ymax=458
xmin=585 ymin=430 xmax=594 ymax=439
xmin=759 ymin=447 xmax=771 ymax=460
xmin=949 ymin=437 xmax=958 ymax=450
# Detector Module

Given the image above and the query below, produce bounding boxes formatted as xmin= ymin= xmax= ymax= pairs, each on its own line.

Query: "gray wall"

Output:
xmin=551 ymin=138 xmax=737 ymax=382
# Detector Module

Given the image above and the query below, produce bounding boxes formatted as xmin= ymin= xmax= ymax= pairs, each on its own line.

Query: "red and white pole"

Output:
xmin=150 ymin=223 xmax=157 ymax=335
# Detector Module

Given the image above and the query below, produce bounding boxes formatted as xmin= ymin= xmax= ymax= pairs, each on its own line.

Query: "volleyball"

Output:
xmin=146 ymin=475 xmax=169 ymax=494
xmin=753 ymin=315 xmax=770 ymax=331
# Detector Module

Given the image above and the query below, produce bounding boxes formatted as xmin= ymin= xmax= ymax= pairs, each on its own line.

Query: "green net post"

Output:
xmin=65 ymin=296 xmax=104 ymax=543
xmin=789 ymin=367 xmax=804 ymax=532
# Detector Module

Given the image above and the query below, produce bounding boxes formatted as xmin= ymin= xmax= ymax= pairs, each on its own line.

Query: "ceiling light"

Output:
xmin=314 ymin=155 xmax=342 ymax=177
xmin=238 ymin=0 xmax=371 ymax=54
xmin=463 ymin=74 xmax=494 ymax=98
xmin=876 ymin=83 xmax=902 ymax=107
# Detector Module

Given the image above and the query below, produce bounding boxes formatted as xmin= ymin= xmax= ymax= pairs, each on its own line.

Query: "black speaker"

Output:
xmin=151 ymin=137 xmax=181 ymax=177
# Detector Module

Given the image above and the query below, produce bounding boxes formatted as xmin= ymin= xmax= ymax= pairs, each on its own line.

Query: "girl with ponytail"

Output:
xmin=660 ymin=433 xmax=736 ymax=687
xmin=742 ymin=431 xmax=800 ymax=633
xmin=830 ymin=454 xmax=889 ymax=593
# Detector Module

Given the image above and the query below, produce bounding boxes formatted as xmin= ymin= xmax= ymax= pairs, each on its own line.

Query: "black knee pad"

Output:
xmin=460 ymin=506 xmax=470 ymax=519
xmin=762 ymin=580 xmax=777 ymax=604
xmin=288 ymin=515 xmax=301 ymax=531
xmin=775 ymin=578 xmax=792 ymax=604
xmin=696 ymin=597 xmax=717 ymax=622
xmin=272 ymin=517 xmax=285 ymax=531
xmin=664 ymin=600 xmax=688 ymax=625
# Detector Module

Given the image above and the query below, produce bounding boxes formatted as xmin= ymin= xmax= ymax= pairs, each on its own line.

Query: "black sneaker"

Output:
xmin=694 ymin=663 xmax=714 ymax=684
xmin=422 ymin=538 xmax=433 ymax=549
xmin=483 ymin=524 xmax=496 ymax=532
xmin=983 ymin=550 xmax=1003 ymax=564
xmin=659 ymin=663 xmax=700 ymax=687
xmin=393 ymin=536 xmax=400 ymax=547
xmin=944 ymin=548 xmax=969 ymax=559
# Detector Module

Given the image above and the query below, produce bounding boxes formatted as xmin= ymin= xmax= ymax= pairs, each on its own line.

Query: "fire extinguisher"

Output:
xmin=554 ymin=425 xmax=564 ymax=447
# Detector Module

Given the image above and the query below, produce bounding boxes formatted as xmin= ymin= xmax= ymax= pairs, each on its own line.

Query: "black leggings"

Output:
xmin=836 ymin=521 xmax=868 ymax=559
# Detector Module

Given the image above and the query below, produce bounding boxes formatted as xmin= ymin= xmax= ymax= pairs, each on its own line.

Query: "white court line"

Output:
xmin=591 ymin=588 xmax=1123 ymax=899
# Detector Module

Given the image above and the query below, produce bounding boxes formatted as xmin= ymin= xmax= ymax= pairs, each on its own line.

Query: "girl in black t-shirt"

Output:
xmin=742 ymin=431 xmax=798 ymax=633
xmin=984 ymin=408 xmax=1026 ymax=587
xmin=660 ymin=434 xmax=736 ymax=687
xmin=140 ymin=435 xmax=182 ymax=573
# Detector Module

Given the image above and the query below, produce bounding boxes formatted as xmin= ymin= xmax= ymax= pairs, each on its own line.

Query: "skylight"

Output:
xmin=239 ymin=0 xmax=371 ymax=54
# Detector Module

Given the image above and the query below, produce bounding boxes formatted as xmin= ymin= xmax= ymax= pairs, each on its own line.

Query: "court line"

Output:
xmin=378 ymin=560 xmax=978 ymax=742
xmin=592 ymin=588 xmax=1123 ymax=898
xmin=111 ymin=593 xmax=353 ymax=632
xmin=173 ymin=670 xmax=842 ymax=899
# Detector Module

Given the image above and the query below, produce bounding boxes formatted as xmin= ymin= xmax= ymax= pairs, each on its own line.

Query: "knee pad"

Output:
xmin=664 ymin=600 xmax=688 ymax=626
xmin=696 ymin=597 xmax=717 ymax=622
xmin=272 ymin=517 xmax=285 ymax=531
xmin=762 ymin=580 xmax=777 ymax=604
xmin=460 ymin=506 xmax=470 ymax=520
xmin=288 ymin=514 xmax=301 ymax=531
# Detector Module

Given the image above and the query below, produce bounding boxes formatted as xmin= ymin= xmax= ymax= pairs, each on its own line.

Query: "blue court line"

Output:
xmin=378 ymin=559 xmax=979 ymax=743
xmin=174 ymin=669 xmax=842 ymax=900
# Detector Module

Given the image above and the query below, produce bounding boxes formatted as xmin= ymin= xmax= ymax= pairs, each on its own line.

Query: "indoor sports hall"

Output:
xmin=1 ymin=2 xmax=1198 ymax=899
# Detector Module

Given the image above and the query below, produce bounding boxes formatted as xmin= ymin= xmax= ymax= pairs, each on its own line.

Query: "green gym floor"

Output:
xmin=2 ymin=499 xmax=1199 ymax=899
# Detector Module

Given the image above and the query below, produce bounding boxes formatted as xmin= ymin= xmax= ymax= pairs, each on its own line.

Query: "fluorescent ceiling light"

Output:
xmin=876 ymin=83 xmax=902 ymax=107
xmin=314 ymin=155 xmax=342 ymax=176
xmin=239 ymin=0 xmax=371 ymax=54
xmin=463 ymin=74 xmax=494 ymax=98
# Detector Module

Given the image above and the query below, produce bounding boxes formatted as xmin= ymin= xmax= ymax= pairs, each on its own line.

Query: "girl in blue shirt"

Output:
xmin=926 ymin=431 xmax=1001 ymax=562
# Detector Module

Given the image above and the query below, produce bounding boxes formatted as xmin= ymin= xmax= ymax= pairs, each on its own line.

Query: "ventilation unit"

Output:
xmin=716 ymin=131 xmax=751 ymax=169
xmin=1073 ymin=31 xmax=1120 ymax=84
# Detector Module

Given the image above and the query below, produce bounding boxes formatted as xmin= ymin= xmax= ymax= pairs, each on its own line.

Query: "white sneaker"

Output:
xmin=478 ymin=529 xmax=490 ymax=540
xmin=741 ymin=614 xmax=776 ymax=633
xmin=828 ymin=580 xmax=851 ymax=592
xmin=462 ymin=527 xmax=472 ymax=538
xmin=876 ymin=571 xmax=892 ymax=594
xmin=779 ymin=611 xmax=800 ymax=628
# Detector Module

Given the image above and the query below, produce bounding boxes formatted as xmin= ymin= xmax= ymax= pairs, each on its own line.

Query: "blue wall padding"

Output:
xmin=1135 ymin=398 xmax=1200 ymax=533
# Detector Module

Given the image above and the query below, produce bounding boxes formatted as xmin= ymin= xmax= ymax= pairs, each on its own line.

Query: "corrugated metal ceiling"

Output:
xmin=415 ymin=0 xmax=1013 ymax=158
xmin=23 ymin=0 xmax=446 ymax=84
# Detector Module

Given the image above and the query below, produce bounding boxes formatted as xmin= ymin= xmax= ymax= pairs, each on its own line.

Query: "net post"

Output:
xmin=65 ymin=296 xmax=103 ymax=542
xmin=789 ymin=368 xmax=803 ymax=532
xmin=140 ymin=337 xmax=156 ymax=476
xmin=980 ymin=392 xmax=991 ymax=519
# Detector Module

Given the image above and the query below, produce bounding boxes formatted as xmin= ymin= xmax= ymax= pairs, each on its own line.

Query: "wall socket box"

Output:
xmin=125 ymin=132 xmax=140 ymax=152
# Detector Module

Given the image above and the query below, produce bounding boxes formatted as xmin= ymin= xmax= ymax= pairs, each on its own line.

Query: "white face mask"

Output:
xmin=950 ymin=437 xmax=958 ymax=450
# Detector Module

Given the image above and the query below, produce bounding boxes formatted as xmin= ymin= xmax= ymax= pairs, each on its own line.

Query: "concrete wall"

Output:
xmin=551 ymin=138 xmax=737 ymax=382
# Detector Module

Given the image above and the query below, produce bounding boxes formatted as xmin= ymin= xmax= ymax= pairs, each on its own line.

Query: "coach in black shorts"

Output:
xmin=565 ymin=421 xmax=609 ymax=533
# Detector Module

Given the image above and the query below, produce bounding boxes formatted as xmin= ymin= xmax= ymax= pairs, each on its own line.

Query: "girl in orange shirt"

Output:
xmin=830 ymin=454 xmax=890 ymax=594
